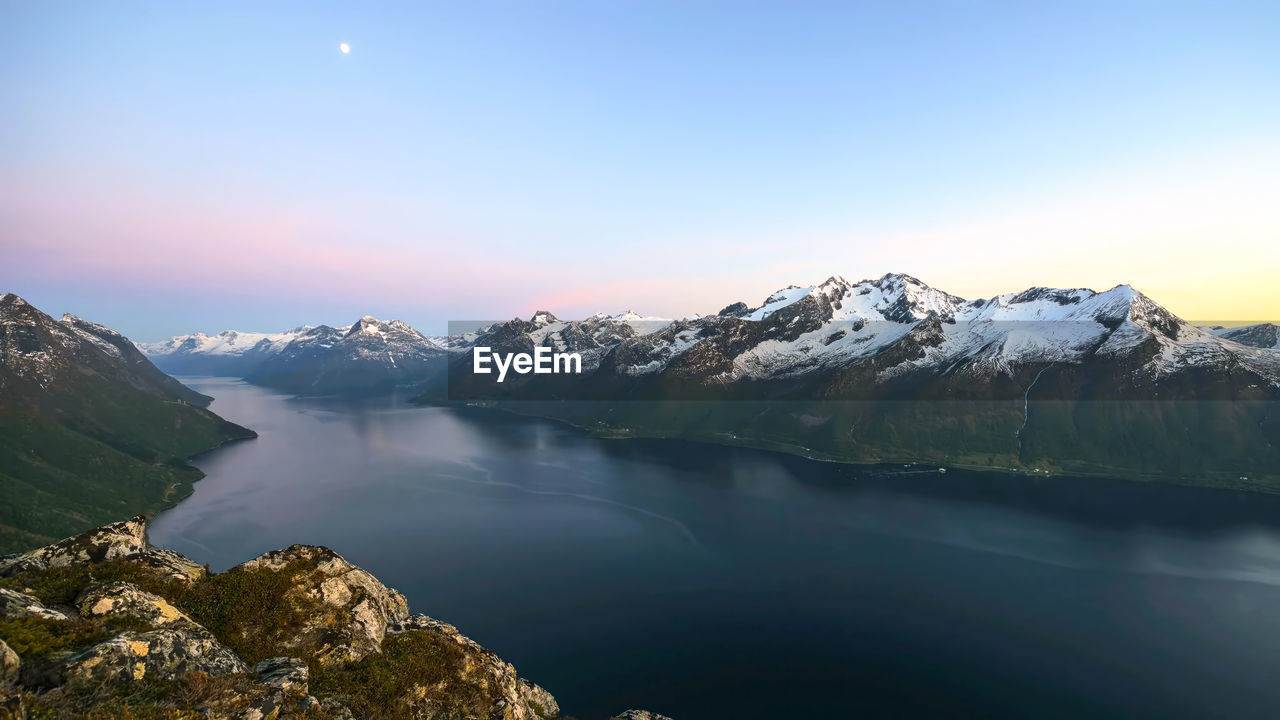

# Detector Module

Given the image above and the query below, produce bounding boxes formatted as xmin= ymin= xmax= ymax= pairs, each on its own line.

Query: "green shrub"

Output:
xmin=312 ymin=630 xmax=490 ymax=719
xmin=0 ymin=559 xmax=190 ymax=607
xmin=176 ymin=558 xmax=323 ymax=664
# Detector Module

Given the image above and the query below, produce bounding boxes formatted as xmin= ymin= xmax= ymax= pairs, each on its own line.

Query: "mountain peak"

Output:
xmin=874 ymin=272 xmax=928 ymax=288
xmin=0 ymin=292 xmax=30 ymax=311
xmin=347 ymin=316 xmax=388 ymax=337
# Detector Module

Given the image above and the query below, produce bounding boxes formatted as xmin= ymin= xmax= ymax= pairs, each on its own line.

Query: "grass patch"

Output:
xmin=21 ymin=673 xmax=270 ymax=720
xmin=0 ymin=560 xmax=192 ymax=608
xmin=1 ymin=557 xmax=321 ymax=666
xmin=312 ymin=630 xmax=490 ymax=719
xmin=0 ymin=615 xmax=123 ymax=660
xmin=175 ymin=559 xmax=324 ymax=665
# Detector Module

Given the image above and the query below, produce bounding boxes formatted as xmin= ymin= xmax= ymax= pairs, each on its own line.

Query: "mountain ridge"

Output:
xmin=126 ymin=275 xmax=1280 ymax=487
xmin=0 ymin=293 xmax=256 ymax=552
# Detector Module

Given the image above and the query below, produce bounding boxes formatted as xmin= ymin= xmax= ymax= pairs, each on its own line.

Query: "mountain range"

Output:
xmin=437 ymin=274 xmax=1279 ymax=488
xmin=142 ymin=275 xmax=1280 ymax=390
xmin=0 ymin=294 xmax=254 ymax=552
xmin=141 ymin=317 xmax=450 ymax=395
xmin=136 ymin=274 xmax=1280 ymax=488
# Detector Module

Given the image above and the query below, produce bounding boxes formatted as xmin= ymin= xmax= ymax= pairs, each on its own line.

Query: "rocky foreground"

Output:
xmin=0 ymin=517 xmax=669 ymax=720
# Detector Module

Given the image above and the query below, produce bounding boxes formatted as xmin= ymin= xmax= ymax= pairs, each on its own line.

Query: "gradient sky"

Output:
xmin=3 ymin=1 xmax=1278 ymax=339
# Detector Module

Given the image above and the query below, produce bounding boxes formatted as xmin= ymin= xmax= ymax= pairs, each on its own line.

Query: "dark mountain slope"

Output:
xmin=0 ymin=294 xmax=255 ymax=552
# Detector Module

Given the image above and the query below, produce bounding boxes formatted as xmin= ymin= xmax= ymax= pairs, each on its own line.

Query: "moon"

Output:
xmin=339 ymin=42 xmax=350 ymax=55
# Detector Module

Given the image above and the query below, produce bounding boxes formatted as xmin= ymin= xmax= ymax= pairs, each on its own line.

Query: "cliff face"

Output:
xmin=0 ymin=517 xmax=670 ymax=720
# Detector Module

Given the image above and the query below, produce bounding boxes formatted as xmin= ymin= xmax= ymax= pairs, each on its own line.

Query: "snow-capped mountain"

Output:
xmin=141 ymin=315 xmax=452 ymax=395
xmin=440 ymin=274 xmax=1279 ymax=486
xmin=458 ymin=273 xmax=1280 ymax=390
xmin=1206 ymin=323 xmax=1280 ymax=350
xmin=249 ymin=315 xmax=451 ymax=393
xmin=138 ymin=326 xmax=318 ymax=376
xmin=2 ymin=294 xmax=209 ymax=407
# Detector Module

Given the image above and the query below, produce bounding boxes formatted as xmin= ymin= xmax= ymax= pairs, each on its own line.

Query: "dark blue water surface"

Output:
xmin=151 ymin=378 xmax=1280 ymax=719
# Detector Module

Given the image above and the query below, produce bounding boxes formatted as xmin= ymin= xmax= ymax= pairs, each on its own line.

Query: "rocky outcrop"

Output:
xmin=0 ymin=515 xmax=211 ymax=589
xmin=0 ymin=516 xmax=148 ymax=576
xmin=612 ymin=712 xmax=674 ymax=720
xmin=0 ymin=517 xmax=617 ymax=719
xmin=52 ymin=626 xmax=248 ymax=690
xmin=235 ymin=545 xmax=410 ymax=665
xmin=390 ymin=614 xmax=560 ymax=719
xmin=75 ymin=581 xmax=193 ymax=626
xmin=246 ymin=657 xmax=315 ymax=720
xmin=254 ymin=657 xmax=309 ymax=694
xmin=123 ymin=546 xmax=210 ymax=585
xmin=0 ymin=588 xmax=67 ymax=621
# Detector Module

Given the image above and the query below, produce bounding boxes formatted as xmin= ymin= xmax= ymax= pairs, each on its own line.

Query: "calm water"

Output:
xmin=151 ymin=378 xmax=1280 ymax=719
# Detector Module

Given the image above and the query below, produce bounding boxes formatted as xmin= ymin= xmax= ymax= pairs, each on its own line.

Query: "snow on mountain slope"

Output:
xmin=626 ymin=274 xmax=1280 ymax=385
xmin=138 ymin=327 xmax=313 ymax=358
xmin=747 ymin=285 xmax=816 ymax=320
xmin=1207 ymin=323 xmax=1280 ymax=350
xmin=61 ymin=314 xmax=127 ymax=359
xmin=139 ymin=274 xmax=1280 ymax=391
xmin=343 ymin=316 xmax=447 ymax=351
xmin=452 ymin=273 xmax=1278 ymax=388
xmin=138 ymin=315 xmax=449 ymax=382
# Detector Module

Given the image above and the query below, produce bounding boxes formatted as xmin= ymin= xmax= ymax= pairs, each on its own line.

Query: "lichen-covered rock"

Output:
xmin=235 ymin=545 xmax=409 ymax=664
xmin=124 ymin=547 xmax=209 ymax=585
xmin=254 ymin=657 xmax=308 ymax=695
xmin=0 ymin=516 xmax=208 ymax=588
xmin=53 ymin=626 xmax=248 ymax=690
xmin=390 ymin=614 xmax=560 ymax=719
xmin=0 ymin=518 xmax=585 ymax=719
xmin=0 ymin=516 xmax=147 ymax=577
xmin=75 ymin=581 xmax=193 ymax=627
xmin=0 ymin=639 xmax=18 ymax=691
xmin=238 ymin=657 xmax=311 ymax=720
xmin=612 ymin=711 xmax=675 ymax=720
xmin=318 ymin=697 xmax=354 ymax=719
xmin=0 ymin=588 xmax=67 ymax=621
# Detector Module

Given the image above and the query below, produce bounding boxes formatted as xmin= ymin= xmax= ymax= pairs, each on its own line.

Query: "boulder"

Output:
xmin=240 ymin=657 xmax=310 ymax=720
xmin=53 ymin=626 xmax=248 ymax=690
xmin=234 ymin=545 xmax=409 ymax=664
xmin=253 ymin=657 xmax=308 ymax=695
xmin=0 ymin=588 xmax=67 ymax=621
xmin=390 ymin=614 xmax=560 ymax=719
xmin=124 ymin=547 xmax=209 ymax=586
xmin=75 ymin=581 xmax=193 ymax=627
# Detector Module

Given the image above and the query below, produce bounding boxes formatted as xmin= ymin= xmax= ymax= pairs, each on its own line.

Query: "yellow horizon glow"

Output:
xmin=760 ymin=143 xmax=1280 ymax=324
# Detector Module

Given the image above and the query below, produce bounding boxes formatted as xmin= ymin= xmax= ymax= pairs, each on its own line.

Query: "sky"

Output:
xmin=3 ymin=0 xmax=1278 ymax=339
